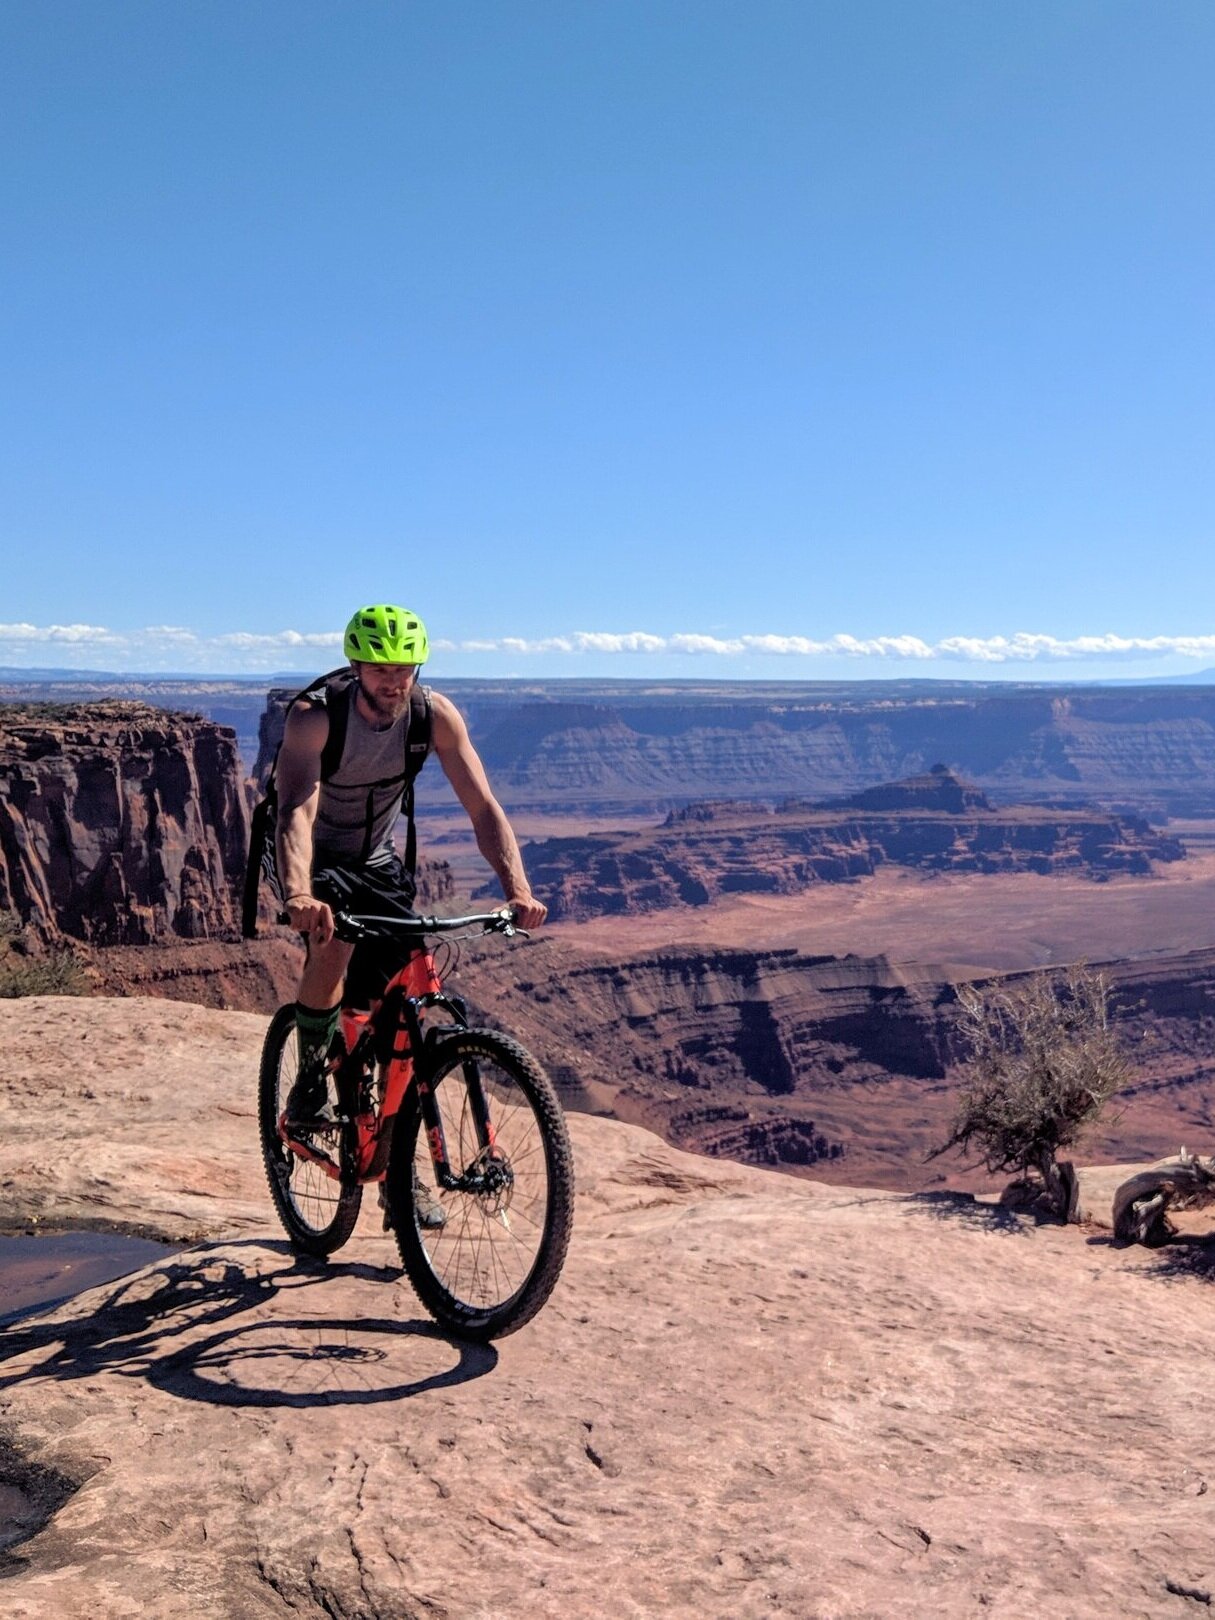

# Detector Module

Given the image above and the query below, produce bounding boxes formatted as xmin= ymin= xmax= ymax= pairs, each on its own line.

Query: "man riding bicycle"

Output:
xmin=274 ymin=603 xmax=547 ymax=1131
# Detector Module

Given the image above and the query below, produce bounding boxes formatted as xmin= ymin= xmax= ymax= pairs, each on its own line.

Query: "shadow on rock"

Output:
xmin=1130 ymin=1232 xmax=1215 ymax=1281
xmin=0 ymin=1240 xmax=497 ymax=1408
xmin=898 ymin=1189 xmax=1033 ymax=1235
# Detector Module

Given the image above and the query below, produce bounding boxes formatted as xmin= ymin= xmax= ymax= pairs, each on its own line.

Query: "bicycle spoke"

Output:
xmin=409 ymin=1045 xmax=552 ymax=1311
xmin=259 ymin=1006 xmax=361 ymax=1253
xmin=390 ymin=1027 xmax=572 ymax=1339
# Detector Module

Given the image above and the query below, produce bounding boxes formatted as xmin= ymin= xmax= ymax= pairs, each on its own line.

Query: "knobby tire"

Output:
xmin=387 ymin=1028 xmax=574 ymax=1340
xmin=258 ymin=1003 xmax=362 ymax=1256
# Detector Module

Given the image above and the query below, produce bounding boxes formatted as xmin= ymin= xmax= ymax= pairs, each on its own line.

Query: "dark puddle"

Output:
xmin=0 ymin=1231 xmax=172 ymax=1571
xmin=0 ymin=1435 xmax=81 ymax=1573
xmin=0 ymin=1230 xmax=176 ymax=1321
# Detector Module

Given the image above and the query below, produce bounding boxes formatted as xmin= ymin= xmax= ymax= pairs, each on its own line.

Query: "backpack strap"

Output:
xmin=242 ymin=667 xmax=349 ymax=939
xmin=241 ymin=794 xmax=274 ymax=938
xmin=400 ymin=684 xmax=433 ymax=877
xmin=317 ymin=674 xmax=356 ymax=782
xmin=282 ymin=667 xmax=358 ymax=784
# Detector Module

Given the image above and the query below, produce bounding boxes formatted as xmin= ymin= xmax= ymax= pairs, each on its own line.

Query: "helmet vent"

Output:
xmin=343 ymin=604 xmax=429 ymax=666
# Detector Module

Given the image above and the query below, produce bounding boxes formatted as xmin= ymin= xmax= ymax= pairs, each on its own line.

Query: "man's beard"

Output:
xmin=360 ymin=683 xmax=411 ymax=724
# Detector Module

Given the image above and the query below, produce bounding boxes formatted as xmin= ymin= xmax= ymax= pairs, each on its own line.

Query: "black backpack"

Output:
xmin=241 ymin=669 xmax=432 ymax=938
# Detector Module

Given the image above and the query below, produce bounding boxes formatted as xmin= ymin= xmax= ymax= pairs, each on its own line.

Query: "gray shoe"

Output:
xmin=379 ymin=1171 xmax=447 ymax=1232
xmin=413 ymin=1168 xmax=448 ymax=1232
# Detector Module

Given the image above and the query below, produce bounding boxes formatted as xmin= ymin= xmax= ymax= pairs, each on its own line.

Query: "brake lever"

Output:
xmin=332 ymin=910 xmax=369 ymax=942
xmin=492 ymin=910 xmax=530 ymax=939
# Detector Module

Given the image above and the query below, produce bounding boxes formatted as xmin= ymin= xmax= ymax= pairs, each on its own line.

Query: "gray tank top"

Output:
xmin=314 ymin=692 xmax=420 ymax=862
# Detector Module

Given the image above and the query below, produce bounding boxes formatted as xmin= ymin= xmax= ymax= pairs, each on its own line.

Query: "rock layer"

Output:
xmin=441 ymin=936 xmax=1215 ymax=1189
xmin=0 ymin=704 xmax=250 ymax=945
xmin=513 ymin=771 xmax=1184 ymax=921
xmin=242 ymin=678 xmax=1215 ymax=815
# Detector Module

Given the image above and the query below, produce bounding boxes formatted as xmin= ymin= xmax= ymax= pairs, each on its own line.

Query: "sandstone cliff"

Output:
xmin=429 ymin=683 xmax=1215 ymax=816
xmin=0 ymin=703 xmax=250 ymax=945
xmin=513 ymin=771 xmax=1185 ymax=921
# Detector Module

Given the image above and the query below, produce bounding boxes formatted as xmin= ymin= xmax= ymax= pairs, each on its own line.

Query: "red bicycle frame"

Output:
xmin=283 ymin=946 xmax=444 ymax=1186
xmin=282 ymin=941 xmax=503 ymax=1200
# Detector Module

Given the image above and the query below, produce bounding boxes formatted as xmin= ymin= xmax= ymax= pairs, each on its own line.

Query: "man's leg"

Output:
xmin=299 ymin=935 xmax=354 ymax=1010
xmin=285 ymin=937 xmax=354 ymax=1126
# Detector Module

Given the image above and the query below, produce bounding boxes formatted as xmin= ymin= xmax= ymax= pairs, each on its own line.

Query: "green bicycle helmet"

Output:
xmin=343 ymin=604 xmax=430 ymax=664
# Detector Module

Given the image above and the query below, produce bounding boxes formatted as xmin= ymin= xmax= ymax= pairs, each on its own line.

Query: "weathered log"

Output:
xmin=1111 ymin=1150 xmax=1215 ymax=1245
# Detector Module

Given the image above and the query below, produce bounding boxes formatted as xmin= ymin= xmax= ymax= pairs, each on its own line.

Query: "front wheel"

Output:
xmin=387 ymin=1029 xmax=574 ymax=1339
xmin=258 ymin=1004 xmax=362 ymax=1256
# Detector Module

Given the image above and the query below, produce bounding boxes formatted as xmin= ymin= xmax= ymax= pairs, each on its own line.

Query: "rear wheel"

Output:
xmin=258 ymin=1004 xmax=362 ymax=1256
xmin=387 ymin=1029 xmax=574 ymax=1340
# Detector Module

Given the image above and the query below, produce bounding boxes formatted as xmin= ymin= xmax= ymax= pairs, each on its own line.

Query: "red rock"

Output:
xmin=511 ymin=772 xmax=1185 ymax=922
xmin=0 ymin=703 xmax=250 ymax=945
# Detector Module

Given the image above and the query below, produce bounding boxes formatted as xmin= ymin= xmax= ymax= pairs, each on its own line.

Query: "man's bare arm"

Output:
xmin=430 ymin=692 xmax=548 ymax=928
xmin=274 ymin=704 xmax=336 ymax=943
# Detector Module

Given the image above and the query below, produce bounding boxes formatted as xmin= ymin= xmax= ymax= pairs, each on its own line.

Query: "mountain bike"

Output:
xmin=257 ymin=908 xmax=574 ymax=1340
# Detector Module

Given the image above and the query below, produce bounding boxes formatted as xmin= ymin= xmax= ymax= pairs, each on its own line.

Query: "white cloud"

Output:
xmin=442 ymin=630 xmax=1215 ymax=663
xmin=215 ymin=630 xmax=344 ymax=649
xmin=2 ymin=622 xmax=1215 ymax=670
xmin=571 ymin=631 xmax=667 ymax=654
xmin=142 ymin=625 xmax=200 ymax=642
xmin=0 ymin=621 xmax=125 ymax=645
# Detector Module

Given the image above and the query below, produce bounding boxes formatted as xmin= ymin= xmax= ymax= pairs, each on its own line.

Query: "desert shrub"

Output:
xmin=0 ymin=912 xmax=88 ymax=998
xmin=0 ymin=950 xmax=88 ymax=999
xmin=930 ymin=965 xmax=1131 ymax=1217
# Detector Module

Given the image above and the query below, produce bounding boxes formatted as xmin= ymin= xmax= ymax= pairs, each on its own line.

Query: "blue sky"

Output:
xmin=2 ymin=1 xmax=1213 ymax=679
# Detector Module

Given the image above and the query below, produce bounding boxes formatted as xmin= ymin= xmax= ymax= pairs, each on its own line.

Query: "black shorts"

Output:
xmin=310 ymin=846 xmax=418 ymax=1004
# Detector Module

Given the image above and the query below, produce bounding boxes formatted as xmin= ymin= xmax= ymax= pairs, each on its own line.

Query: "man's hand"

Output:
xmin=505 ymin=892 xmax=547 ymax=930
xmin=286 ymin=894 xmax=336 ymax=945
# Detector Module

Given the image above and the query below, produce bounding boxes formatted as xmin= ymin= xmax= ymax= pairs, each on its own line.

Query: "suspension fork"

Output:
xmin=415 ymin=1031 xmax=499 ymax=1192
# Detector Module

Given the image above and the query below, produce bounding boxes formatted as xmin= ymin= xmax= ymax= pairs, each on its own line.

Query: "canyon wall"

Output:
xmin=245 ymin=680 xmax=1215 ymax=815
xmin=443 ymin=936 xmax=1215 ymax=1188
xmin=448 ymin=683 xmax=1215 ymax=815
xmin=0 ymin=678 xmax=274 ymax=774
xmin=0 ymin=703 xmax=251 ymax=945
xmin=510 ymin=773 xmax=1185 ymax=920
xmin=9 ymin=677 xmax=1215 ymax=817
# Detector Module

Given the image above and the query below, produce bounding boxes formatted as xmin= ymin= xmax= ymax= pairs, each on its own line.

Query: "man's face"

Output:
xmin=352 ymin=659 xmax=418 ymax=722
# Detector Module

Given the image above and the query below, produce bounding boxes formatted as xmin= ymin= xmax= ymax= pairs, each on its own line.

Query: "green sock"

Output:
xmin=295 ymin=1002 xmax=341 ymax=1074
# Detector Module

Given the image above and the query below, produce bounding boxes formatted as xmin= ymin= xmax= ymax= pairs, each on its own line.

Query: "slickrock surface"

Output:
xmin=0 ymin=704 xmax=249 ymax=945
xmin=3 ymin=997 xmax=1215 ymax=1617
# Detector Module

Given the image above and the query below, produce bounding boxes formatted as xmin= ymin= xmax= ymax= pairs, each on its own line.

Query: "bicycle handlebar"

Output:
xmin=312 ymin=907 xmax=526 ymax=943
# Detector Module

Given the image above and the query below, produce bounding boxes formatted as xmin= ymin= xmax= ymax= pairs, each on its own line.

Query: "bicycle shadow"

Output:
xmin=0 ymin=1239 xmax=497 ymax=1408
